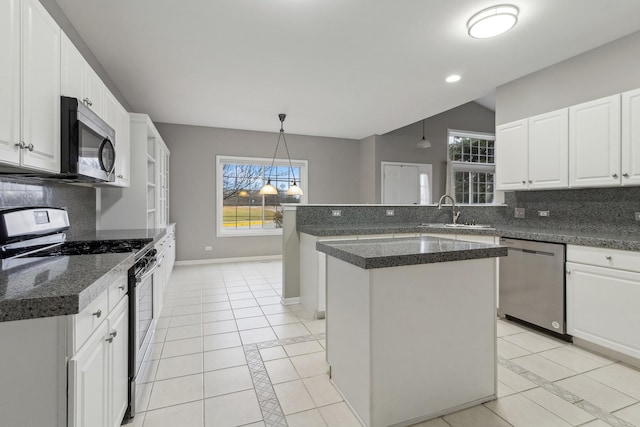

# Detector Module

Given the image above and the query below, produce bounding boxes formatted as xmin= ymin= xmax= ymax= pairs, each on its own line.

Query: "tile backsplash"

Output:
xmin=0 ymin=177 xmax=96 ymax=234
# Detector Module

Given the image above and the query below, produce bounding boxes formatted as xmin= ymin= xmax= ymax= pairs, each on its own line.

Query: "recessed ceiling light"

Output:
xmin=446 ymin=74 xmax=461 ymax=83
xmin=467 ymin=4 xmax=519 ymax=39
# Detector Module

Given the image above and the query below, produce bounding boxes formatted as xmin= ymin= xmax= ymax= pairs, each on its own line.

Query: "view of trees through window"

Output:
xmin=222 ymin=163 xmax=302 ymax=230
xmin=448 ymin=133 xmax=495 ymax=204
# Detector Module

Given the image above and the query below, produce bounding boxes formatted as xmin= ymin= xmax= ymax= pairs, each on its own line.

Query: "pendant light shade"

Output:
xmin=258 ymin=114 xmax=304 ymax=196
xmin=416 ymin=119 xmax=432 ymax=149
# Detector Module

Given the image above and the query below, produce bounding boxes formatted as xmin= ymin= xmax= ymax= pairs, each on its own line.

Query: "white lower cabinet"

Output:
xmin=566 ymin=245 xmax=640 ymax=360
xmin=68 ymin=296 xmax=128 ymax=427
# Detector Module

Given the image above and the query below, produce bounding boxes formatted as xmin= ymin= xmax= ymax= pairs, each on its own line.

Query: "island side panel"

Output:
xmin=326 ymin=256 xmax=372 ymax=427
xmin=370 ymin=259 xmax=497 ymax=427
xmin=300 ymin=233 xmax=321 ymax=313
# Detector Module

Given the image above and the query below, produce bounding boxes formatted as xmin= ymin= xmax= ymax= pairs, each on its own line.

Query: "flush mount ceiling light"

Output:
xmin=259 ymin=114 xmax=304 ymax=196
xmin=467 ymin=4 xmax=519 ymax=39
xmin=416 ymin=119 xmax=432 ymax=148
xmin=446 ymin=74 xmax=461 ymax=83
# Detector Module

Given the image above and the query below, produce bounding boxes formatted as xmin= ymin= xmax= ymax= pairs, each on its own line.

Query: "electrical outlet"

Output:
xmin=538 ymin=210 xmax=550 ymax=217
xmin=635 ymin=212 xmax=640 ymax=221
xmin=331 ymin=210 xmax=342 ymax=217
xmin=514 ymin=208 xmax=525 ymax=219
xmin=205 ymin=246 xmax=212 ymax=251
xmin=386 ymin=209 xmax=395 ymax=216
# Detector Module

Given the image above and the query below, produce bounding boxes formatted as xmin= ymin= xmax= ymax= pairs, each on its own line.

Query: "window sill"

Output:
xmin=217 ymin=229 xmax=284 ymax=238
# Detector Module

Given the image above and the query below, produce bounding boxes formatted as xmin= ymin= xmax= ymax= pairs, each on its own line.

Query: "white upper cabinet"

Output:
xmin=103 ymin=91 xmax=130 ymax=187
xmin=496 ymin=119 xmax=528 ymax=190
xmin=622 ymin=88 xmax=640 ymax=186
xmin=528 ymin=108 xmax=569 ymax=189
xmin=20 ymin=0 xmax=61 ymax=173
xmin=0 ymin=0 xmax=21 ymax=167
xmin=61 ymin=33 xmax=104 ymax=117
xmin=569 ymin=94 xmax=621 ymax=188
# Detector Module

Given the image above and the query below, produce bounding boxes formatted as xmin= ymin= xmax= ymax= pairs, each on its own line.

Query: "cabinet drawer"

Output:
xmin=567 ymin=245 xmax=640 ymax=273
xmin=108 ymin=274 xmax=128 ymax=313
xmin=72 ymin=290 xmax=109 ymax=353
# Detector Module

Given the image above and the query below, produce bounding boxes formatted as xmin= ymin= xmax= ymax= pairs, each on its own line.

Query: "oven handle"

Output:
xmin=135 ymin=258 xmax=159 ymax=283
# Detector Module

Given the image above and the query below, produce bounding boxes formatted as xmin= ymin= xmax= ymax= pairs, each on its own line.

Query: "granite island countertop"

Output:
xmin=300 ymin=223 xmax=640 ymax=252
xmin=316 ymin=236 xmax=507 ymax=269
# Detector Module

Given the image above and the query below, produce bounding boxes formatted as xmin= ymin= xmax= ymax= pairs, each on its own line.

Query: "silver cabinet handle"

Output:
xmin=109 ymin=331 xmax=117 ymax=338
xmin=612 ymin=173 xmax=618 ymax=178
xmin=14 ymin=141 xmax=25 ymax=149
xmin=118 ymin=284 xmax=126 ymax=291
xmin=117 ymin=174 xmax=124 ymax=178
xmin=521 ymin=180 xmax=526 ymax=184
xmin=106 ymin=330 xmax=117 ymax=343
xmin=82 ymin=97 xmax=93 ymax=106
xmin=623 ymin=173 xmax=630 ymax=178
xmin=93 ymin=309 xmax=102 ymax=318
xmin=566 ymin=270 xmax=571 ymax=275
xmin=26 ymin=143 xmax=34 ymax=152
xmin=606 ymin=255 xmax=612 ymax=260
xmin=528 ymin=180 xmax=532 ymax=184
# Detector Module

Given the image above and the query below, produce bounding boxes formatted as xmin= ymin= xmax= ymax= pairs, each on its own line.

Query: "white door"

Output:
xmin=569 ymin=94 xmax=621 ymax=188
xmin=622 ymin=88 xmax=640 ymax=186
xmin=566 ymin=262 xmax=640 ymax=359
xmin=496 ymin=119 xmax=528 ymax=190
xmin=108 ymin=298 xmax=129 ymax=427
xmin=382 ymin=164 xmax=419 ymax=204
xmin=68 ymin=322 xmax=110 ymax=427
xmin=0 ymin=0 xmax=21 ymax=167
xmin=528 ymin=108 xmax=569 ymax=189
xmin=21 ymin=0 xmax=60 ymax=173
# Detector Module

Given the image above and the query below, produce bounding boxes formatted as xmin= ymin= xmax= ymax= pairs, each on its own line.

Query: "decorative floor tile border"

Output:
xmin=498 ymin=356 xmax=636 ymax=427
xmin=243 ymin=333 xmax=326 ymax=427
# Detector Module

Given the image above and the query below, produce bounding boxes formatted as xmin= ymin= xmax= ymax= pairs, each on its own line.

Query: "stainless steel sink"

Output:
xmin=419 ymin=223 xmax=494 ymax=230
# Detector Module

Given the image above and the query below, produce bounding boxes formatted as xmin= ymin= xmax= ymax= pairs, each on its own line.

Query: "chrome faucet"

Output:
xmin=437 ymin=194 xmax=461 ymax=224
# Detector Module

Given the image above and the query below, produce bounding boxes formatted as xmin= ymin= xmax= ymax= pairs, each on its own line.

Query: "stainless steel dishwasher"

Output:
xmin=498 ymin=238 xmax=567 ymax=336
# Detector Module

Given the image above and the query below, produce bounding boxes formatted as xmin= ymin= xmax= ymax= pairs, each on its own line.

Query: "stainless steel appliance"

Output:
xmin=498 ymin=237 xmax=568 ymax=337
xmin=126 ymin=244 xmax=159 ymax=420
xmin=60 ymin=96 xmax=116 ymax=183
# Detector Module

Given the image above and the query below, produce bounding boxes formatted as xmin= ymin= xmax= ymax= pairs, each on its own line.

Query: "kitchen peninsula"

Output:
xmin=316 ymin=236 xmax=506 ymax=427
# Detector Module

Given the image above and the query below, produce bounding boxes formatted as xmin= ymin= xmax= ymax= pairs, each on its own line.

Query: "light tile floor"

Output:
xmin=128 ymin=261 xmax=640 ymax=427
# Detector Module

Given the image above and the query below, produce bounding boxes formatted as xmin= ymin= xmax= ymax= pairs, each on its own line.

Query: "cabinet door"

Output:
xmin=61 ymin=33 xmax=84 ymax=99
xmin=621 ymin=88 xmax=640 ymax=186
xmin=569 ymin=95 xmax=621 ymax=188
xmin=0 ymin=0 xmax=21 ymax=166
xmin=21 ymin=0 xmax=60 ymax=173
xmin=566 ymin=262 xmax=640 ymax=359
xmin=528 ymin=108 xmax=569 ymax=189
xmin=108 ymin=298 xmax=129 ymax=427
xmin=84 ymin=67 xmax=104 ymax=117
xmin=68 ymin=321 xmax=110 ymax=427
xmin=496 ymin=119 xmax=528 ymax=190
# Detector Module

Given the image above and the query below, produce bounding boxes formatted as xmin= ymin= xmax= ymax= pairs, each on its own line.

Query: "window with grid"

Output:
xmin=216 ymin=155 xmax=307 ymax=236
xmin=447 ymin=130 xmax=496 ymax=204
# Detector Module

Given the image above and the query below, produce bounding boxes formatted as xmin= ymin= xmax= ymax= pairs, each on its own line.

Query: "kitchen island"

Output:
xmin=316 ymin=236 xmax=506 ymax=427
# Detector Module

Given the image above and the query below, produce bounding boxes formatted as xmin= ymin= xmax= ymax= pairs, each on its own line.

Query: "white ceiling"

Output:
xmin=55 ymin=0 xmax=640 ymax=140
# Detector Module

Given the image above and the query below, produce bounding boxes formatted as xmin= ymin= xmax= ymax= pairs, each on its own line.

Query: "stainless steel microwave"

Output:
xmin=60 ymin=96 xmax=116 ymax=183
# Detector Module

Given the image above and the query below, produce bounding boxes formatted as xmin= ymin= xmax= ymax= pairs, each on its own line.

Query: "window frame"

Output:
xmin=447 ymin=129 xmax=496 ymax=205
xmin=216 ymin=155 xmax=308 ymax=237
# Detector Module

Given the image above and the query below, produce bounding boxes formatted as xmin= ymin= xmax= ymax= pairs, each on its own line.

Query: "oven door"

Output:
xmin=128 ymin=257 xmax=158 ymax=419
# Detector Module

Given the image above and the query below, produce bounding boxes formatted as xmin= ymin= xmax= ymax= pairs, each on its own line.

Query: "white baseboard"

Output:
xmin=175 ymin=255 xmax=282 ymax=266
xmin=281 ymin=297 xmax=301 ymax=305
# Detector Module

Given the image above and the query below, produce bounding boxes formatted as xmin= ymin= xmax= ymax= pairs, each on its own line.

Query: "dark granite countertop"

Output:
xmin=316 ymin=236 xmax=507 ymax=269
xmin=300 ymin=223 xmax=640 ymax=252
xmin=0 ymin=252 xmax=134 ymax=322
xmin=0 ymin=228 xmax=169 ymax=323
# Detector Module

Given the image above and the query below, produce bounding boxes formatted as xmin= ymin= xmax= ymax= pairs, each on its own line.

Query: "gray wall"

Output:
xmin=38 ymin=0 xmax=131 ymax=110
xmin=496 ymin=30 xmax=640 ymax=125
xmin=369 ymin=102 xmax=495 ymax=203
xmin=0 ymin=177 xmax=96 ymax=235
xmin=155 ymin=123 xmax=360 ymax=262
xmin=358 ymin=136 xmax=377 ymax=204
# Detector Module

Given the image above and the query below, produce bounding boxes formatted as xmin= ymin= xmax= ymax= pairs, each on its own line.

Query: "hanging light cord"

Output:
xmin=265 ymin=114 xmax=297 ymax=185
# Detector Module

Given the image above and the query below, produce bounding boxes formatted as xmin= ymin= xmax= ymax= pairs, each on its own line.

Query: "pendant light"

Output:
xmin=259 ymin=114 xmax=304 ymax=196
xmin=416 ymin=119 xmax=432 ymax=148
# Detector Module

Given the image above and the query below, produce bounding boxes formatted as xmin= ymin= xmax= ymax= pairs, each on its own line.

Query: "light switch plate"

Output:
xmin=386 ymin=210 xmax=395 ymax=216
xmin=514 ymin=208 xmax=525 ymax=219
xmin=635 ymin=212 xmax=640 ymax=221
xmin=331 ymin=210 xmax=342 ymax=217
xmin=538 ymin=210 xmax=550 ymax=217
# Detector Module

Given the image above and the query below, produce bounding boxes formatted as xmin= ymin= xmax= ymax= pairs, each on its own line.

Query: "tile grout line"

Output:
xmin=498 ymin=356 xmax=637 ymax=427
